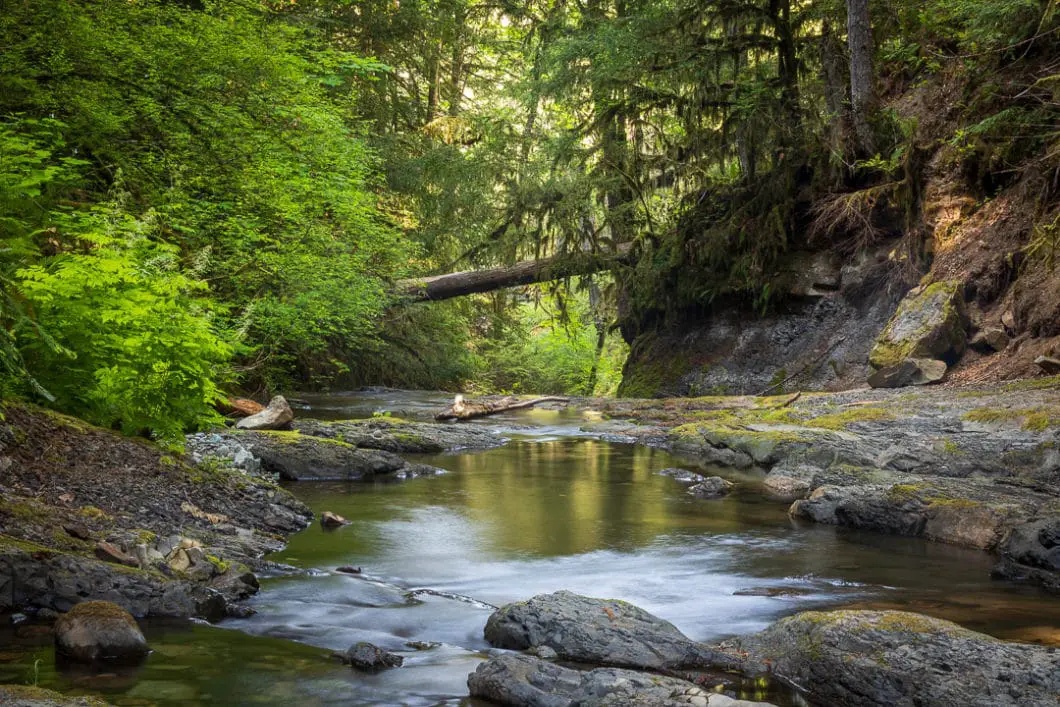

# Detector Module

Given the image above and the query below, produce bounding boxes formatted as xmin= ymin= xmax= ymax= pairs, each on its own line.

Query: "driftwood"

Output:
xmin=436 ymin=394 xmax=570 ymax=421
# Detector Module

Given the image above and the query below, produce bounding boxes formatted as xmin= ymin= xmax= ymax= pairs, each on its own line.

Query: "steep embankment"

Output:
xmin=618 ymin=63 xmax=1060 ymax=397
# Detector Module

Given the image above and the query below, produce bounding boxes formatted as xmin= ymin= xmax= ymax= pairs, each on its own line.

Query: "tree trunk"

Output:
xmin=847 ymin=0 xmax=876 ymax=156
xmin=394 ymin=244 xmax=633 ymax=302
xmin=436 ymin=395 xmax=570 ymax=421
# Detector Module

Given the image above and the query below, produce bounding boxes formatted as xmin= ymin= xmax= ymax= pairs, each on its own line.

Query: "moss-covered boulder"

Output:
xmin=725 ymin=610 xmax=1060 ymax=707
xmin=869 ymin=281 xmax=968 ymax=371
xmin=54 ymin=600 xmax=149 ymax=664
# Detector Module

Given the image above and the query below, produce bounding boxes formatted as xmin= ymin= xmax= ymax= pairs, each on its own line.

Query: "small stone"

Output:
xmin=94 ymin=541 xmax=138 ymax=567
xmin=63 ymin=524 xmax=92 ymax=541
xmin=969 ymin=327 xmax=1009 ymax=353
xmin=235 ymin=395 xmax=294 ymax=431
xmin=36 ymin=608 xmax=60 ymax=622
xmin=321 ymin=511 xmax=349 ymax=528
xmin=336 ymin=565 xmax=362 ymax=574
xmin=687 ymin=477 xmax=734 ymax=499
xmin=531 ymin=645 xmax=558 ymax=659
xmin=341 ymin=642 xmax=404 ymax=671
xmin=868 ymin=357 xmax=947 ymax=388
xmin=1035 ymin=356 xmax=1060 ymax=375
xmin=1002 ymin=310 xmax=1017 ymax=331
xmin=54 ymin=601 xmax=149 ymax=664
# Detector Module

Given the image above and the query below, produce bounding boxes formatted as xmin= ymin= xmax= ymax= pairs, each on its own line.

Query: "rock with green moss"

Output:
xmin=723 ymin=609 xmax=1060 ymax=706
xmin=788 ymin=477 xmax=1045 ymax=550
xmin=483 ymin=590 xmax=741 ymax=673
xmin=0 ymin=540 xmax=226 ymax=620
xmin=869 ymin=281 xmax=968 ymax=371
xmin=54 ymin=600 xmax=149 ymax=664
xmin=0 ymin=685 xmax=111 ymax=707
xmin=295 ymin=418 xmax=505 ymax=453
xmin=229 ymin=430 xmax=442 ymax=481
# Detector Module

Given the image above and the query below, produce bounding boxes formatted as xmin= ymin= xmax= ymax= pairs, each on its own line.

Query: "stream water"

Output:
xmin=3 ymin=389 xmax=1060 ymax=706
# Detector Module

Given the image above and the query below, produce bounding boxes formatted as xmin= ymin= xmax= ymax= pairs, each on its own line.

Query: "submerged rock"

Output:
xmin=483 ymin=590 xmax=740 ymax=672
xmin=659 ymin=467 xmax=707 ymax=484
xmin=688 ymin=476 xmax=734 ymax=499
xmin=0 ymin=685 xmax=110 ymax=706
xmin=235 ymin=395 xmax=294 ymax=431
xmin=467 ymin=653 xmax=775 ymax=707
xmin=53 ymin=601 xmax=149 ymax=664
xmin=869 ymin=281 xmax=968 ymax=371
xmin=727 ymin=610 xmax=1060 ymax=707
xmin=339 ymin=642 xmax=404 ymax=671
xmin=320 ymin=511 xmax=349 ymax=528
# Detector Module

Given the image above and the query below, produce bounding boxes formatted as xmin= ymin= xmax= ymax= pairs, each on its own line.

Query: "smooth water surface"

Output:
xmin=4 ymin=390 xmax=1060 ymax=706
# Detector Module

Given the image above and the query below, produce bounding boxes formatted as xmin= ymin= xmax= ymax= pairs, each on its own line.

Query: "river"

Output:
xmin=3 ymin=389 xmax=1059 ymax=705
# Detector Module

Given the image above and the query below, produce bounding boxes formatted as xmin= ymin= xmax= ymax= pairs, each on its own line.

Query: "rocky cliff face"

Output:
xmin=618 ymin=248 xmax=908 ymax=397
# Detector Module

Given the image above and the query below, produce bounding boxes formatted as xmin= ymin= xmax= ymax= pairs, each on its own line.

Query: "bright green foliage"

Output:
xmin=17 ymin=203 xmax=231 ymax=442
xmin=0 ymin=0 xmax=413 ymax=426
xmin=478 ymin=291 xmax=627 ymax=396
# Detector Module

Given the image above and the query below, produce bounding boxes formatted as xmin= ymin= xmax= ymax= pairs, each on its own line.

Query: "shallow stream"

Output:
xmin=3 ymin=390 xmax=1060 ymax=705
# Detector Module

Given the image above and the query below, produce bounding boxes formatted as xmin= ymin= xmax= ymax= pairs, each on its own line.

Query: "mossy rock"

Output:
xmin=869 ymin=281 xmax=968 ymax=370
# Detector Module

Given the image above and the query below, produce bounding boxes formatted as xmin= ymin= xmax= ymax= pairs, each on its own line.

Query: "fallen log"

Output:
xmin=436 ymin=395 xmax=570 ymax=421
xmin=395 ymin=244 xmax=633 ymax=303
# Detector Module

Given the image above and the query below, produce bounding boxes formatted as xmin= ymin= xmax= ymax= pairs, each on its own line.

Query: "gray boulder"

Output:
xmin=869 ymin=281 xmax=967 ymax=370
xmin=295 ymin=418 xmax=505 ymax=453
xmin=340 ymin=641 xmax=404 ymax=671
xmin=232 ymin=431 xmax=440 ymax=481
xmin=0 ymin=544 xmax=226 ymax=621
xmin=867 ymin=357 xmax=947 ymax=388
xmin=468 ymin=653 xmax=775 ymax=707
xmin=483 ymin=591 xmax=740 ymax=672
xmin=688 ymin=477 xmax=733 ymax=499
xmin=992 ymin=514 xmax=1060 ymax=592
xmin=53 ymin=601 xmax=149 ymax=664
xmin=727 ymin=610 xmax=1060 ymax=707
xmin=235 ymin=395 xmax=294 ymax=431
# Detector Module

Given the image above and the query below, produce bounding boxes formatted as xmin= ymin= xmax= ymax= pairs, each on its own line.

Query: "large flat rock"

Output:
xmin=295 ymin=418 xmax=506 ymax=453
xmin=229 ymin=430 xmax=442 ymax=481
xmin=483 ymin=591 xmax=740 ymax=672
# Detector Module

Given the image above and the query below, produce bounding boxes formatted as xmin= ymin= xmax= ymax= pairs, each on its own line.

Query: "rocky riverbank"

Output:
xmin=0 ymin=402 xmax=312 ymax=621
xmin=514 ymin=377 xmax=1060 ymax=592
xmin=0 ymin=403 xmax=510 ymax=624
xmin=469 ymin=591 xmax=1060 ymax=707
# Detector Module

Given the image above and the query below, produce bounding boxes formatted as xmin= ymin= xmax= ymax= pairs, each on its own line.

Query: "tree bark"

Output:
xmin=847 ymin=0 xmax=876 ymax=156
xmin=394 ymin=244 xmax=633 ymax=303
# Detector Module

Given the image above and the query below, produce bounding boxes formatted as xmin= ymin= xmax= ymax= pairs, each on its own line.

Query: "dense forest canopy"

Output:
xmin=1 ymin=0 xmax=1057 ymax=442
